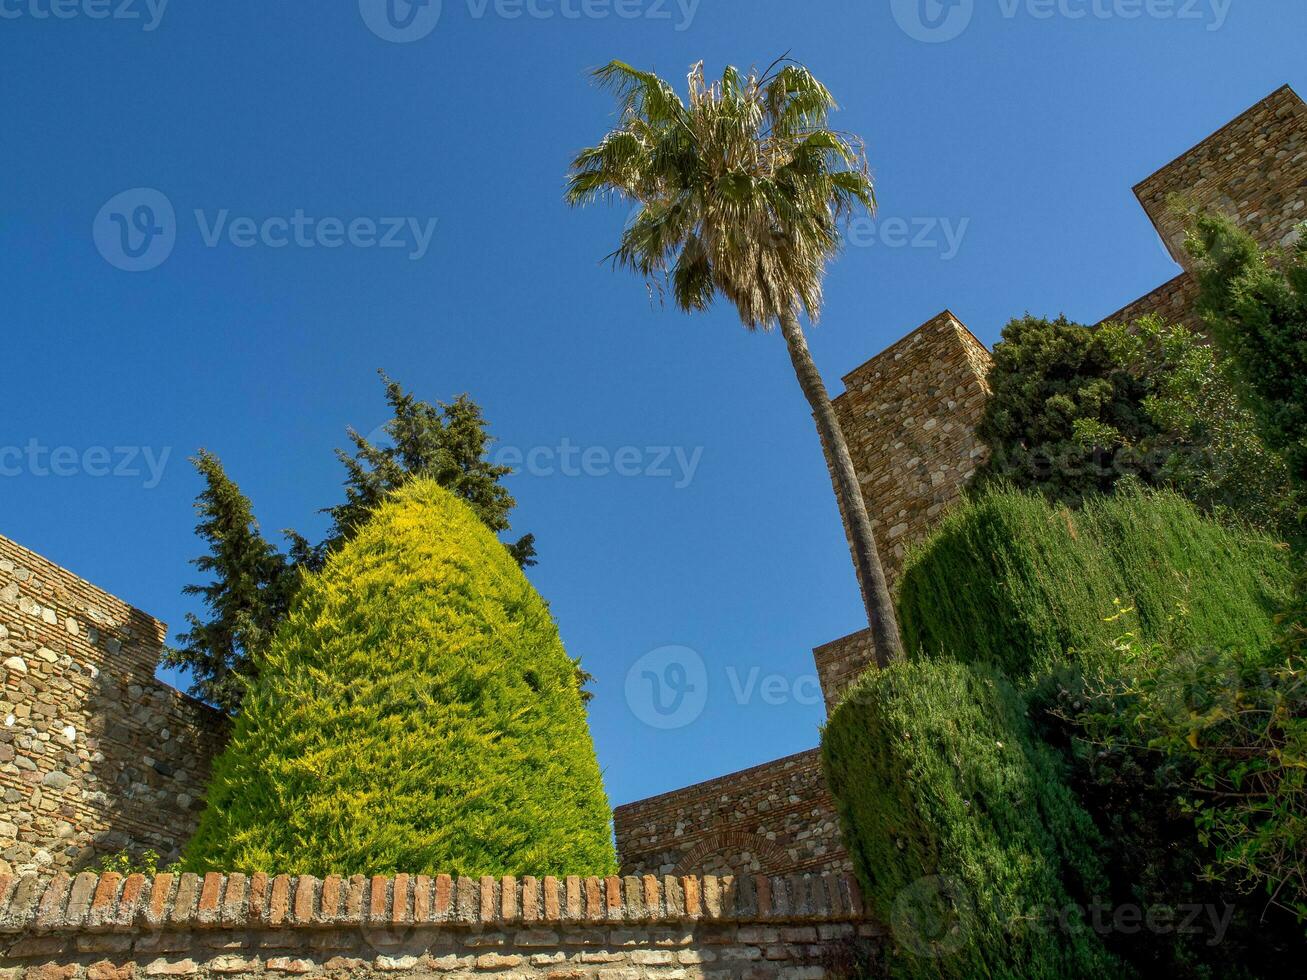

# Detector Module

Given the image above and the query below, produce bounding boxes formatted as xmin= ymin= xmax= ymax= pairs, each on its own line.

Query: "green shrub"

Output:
xmin=182 ymin=479 xmax=617 ymax=877
xmin=1189 ymin=214 xmax=1307 ymax=503
xmin=822 ymin=659 xmax=1120 ymax=979
xmin=1055 ymin=608 xmax=1307 ymax=938
xmin=897 ymin=486 xmax=1292 ymax=681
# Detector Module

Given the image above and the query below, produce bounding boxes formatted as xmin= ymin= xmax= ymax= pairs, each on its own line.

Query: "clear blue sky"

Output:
xmin=2 ymin=1 xmax=1304 ymax=809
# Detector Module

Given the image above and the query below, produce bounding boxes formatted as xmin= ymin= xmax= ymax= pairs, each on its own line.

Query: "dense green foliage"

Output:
xmin=825 ymin=488 xmax=1301 ymax=977
xmin=897 ymin=487 xmax=1291 ymax=681
xmin=163 ymin=450 xmax=297 ymax=714
xmin=976 ymin=315 xmax=1157 ymax=503
xmin=183 ymin=480 xmax=616 ymax=876
xmin=975 ymin=313 xmax=1292 ymax=534
xmin=169 ymin=375 xmax=570 ymax=715
xmin=1189 ymin=214 xmax=1307 ymax=504
xmin=1053 ymin=611 xmax=1307 ymax=943
xmin=823 ymin=659 xmax=1119 ymax=979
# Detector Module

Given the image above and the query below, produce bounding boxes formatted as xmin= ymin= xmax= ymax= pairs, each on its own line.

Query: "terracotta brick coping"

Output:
xmin=0 ymin=871 xmax=866 ymax=937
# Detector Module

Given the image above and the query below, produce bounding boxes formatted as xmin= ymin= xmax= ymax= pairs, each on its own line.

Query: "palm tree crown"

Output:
xmin=565 ymin=59 xmax=876 ymax=330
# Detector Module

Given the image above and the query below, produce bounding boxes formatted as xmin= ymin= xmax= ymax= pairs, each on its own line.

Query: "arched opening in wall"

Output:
xmin=671 ymin=831 xmax=790 ymax=877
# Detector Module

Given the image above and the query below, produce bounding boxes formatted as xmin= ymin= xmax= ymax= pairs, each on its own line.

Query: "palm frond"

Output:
xmin=567 ymin=57 xmax=875 ymax=330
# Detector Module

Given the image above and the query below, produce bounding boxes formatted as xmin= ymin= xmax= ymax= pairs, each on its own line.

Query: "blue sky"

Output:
xmin=2 ymin=1 xmax=1304 ymax=809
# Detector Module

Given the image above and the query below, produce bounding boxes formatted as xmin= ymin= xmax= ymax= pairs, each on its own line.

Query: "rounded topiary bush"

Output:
xmin=896 ymin=486 xmax=1292 ymax=681
xmin=821 ymin=660 xmax=1119 ymax=979
xmin=182 ymin=479 xmax=617 ymax=876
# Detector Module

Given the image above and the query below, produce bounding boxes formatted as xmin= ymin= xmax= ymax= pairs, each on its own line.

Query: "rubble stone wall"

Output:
xmin=0 ymin=536 xmax=226 ymax=876
xmin=613 ymin=752 xmax=849 ymax=881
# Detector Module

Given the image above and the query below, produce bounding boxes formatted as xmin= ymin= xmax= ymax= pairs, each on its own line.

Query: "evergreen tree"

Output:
xmin=171 ymin=378 xmax=593 ymax=712
xmin=182 ymin=479 xmax=616 ymax=876
xmin=163 ymin=451 xmax=293 ymax=715
xmin=975 ymin=315 xmax=1158 ymax=504
xmin=1189 ymin=214 xmax=1307 ymax=518
xmin=325 ymin=374 xmax=536 ymax=567
xmin=975 ymin=313 xmax=1294 ymax=534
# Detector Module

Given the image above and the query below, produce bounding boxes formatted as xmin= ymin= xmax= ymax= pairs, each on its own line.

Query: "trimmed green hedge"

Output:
xmin=822 ymin=660 xmax=1120 ymax=979
xmin=183 ymin=479 xmax=617 ymax=877
xmin=896 ymin=487 xmax=1291 ymax=680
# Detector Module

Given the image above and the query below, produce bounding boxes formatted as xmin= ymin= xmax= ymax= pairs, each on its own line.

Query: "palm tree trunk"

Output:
xmin=778 ymin=310 xmax=905 ymax=666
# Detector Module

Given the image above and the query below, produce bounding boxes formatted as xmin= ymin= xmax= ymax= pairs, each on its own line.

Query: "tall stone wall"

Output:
xmin=831 ymin=310 xmax=992 ymax=592
xmin=613 ymin=752 xmax=849 ymax=880
xmin=806 ymin=311 xmax=993 ymax=699
xmin=1097 ymin=271 xmax=1204 ymax=331
xmin=0 ymin=869 xmax=880 ymax=979
xmin=0 ymin=535 xmax=226 ymax=876
xmin=1134 ymin=84 xmax=1306 ymax=266
xmin=810 ymin=633 xmax=876 ymax=714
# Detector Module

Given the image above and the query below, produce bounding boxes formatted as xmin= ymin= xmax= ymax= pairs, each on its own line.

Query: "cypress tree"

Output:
xmin=163 ymin=451 xmax=293 ymax=715
xmin=182 ymin=479 xmax=616 ymax=876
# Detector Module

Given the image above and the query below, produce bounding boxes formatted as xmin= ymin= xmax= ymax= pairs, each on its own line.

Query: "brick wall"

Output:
xmin=806 ymin=311 xmax=993 ymax=701
xmin=613 ymin=752 xmax=849 ymax=881
xmin=0 ymin=536 xmax=226 ymax=877
xmin=0 ymin=870 xmax=880 ymax=979
xmin=1134 ymin=84 xmax=1307 ymax=266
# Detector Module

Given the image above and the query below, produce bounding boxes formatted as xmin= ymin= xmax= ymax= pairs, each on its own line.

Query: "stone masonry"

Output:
xmin=0 ymin=535 xmax=227 ymax=877
xmin=616 ymin=83 xmax=1307 ymax=877
xmin=613 ymin=752 xmax=849 ymax=881
xmin=831 ymin=310 xmax=993 ymax=594
xmin=0 ymin=870 xmax=880 ymax=979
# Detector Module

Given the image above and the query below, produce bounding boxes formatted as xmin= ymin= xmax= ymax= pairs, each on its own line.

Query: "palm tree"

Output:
xmin=566 ymin=59 xmax=905 ymax=664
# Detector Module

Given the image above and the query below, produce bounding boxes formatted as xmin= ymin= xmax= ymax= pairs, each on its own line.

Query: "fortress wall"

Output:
xmin=613 ymin=751 xmax=849 ymax=881
xmin=831 ymin=311 xmax=993 ymax=594
xmin=1134 ymin=84 xmax=1307 ymax=266
xmin=0 ymin=536 xmax=226 ymax=876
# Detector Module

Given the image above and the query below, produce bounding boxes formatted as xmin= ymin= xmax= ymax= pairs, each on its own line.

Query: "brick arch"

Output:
xmin=672 ymin=831 xmax=790 ymax=876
